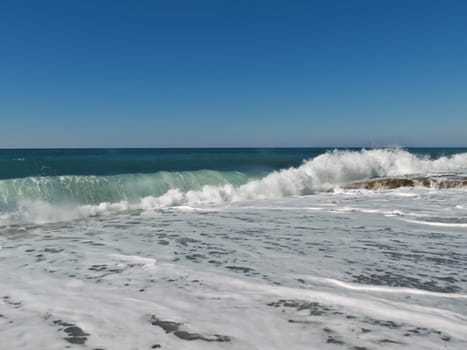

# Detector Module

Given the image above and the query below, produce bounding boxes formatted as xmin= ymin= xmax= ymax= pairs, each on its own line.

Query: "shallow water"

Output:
xmin=1 ymin=188 xmax=466 ymax=349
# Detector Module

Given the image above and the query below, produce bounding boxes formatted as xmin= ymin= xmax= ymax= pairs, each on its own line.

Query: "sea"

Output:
xmin=0 ymin=147 xmax=466 ymax=350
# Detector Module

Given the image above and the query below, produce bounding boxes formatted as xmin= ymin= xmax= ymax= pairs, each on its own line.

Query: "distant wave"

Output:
xmin=1 ymin=148 xmax=467 ymax=227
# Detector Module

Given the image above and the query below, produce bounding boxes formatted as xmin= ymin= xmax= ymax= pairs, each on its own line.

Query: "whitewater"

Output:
xmin=1 ymin=148 xmax=467 ymax=349
xmin=1 ymin=148 xmax=467 ymax=227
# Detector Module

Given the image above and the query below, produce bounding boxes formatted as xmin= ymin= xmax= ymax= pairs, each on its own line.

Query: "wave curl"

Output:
xmin=1 ymin=149 xmax=467 ymax=227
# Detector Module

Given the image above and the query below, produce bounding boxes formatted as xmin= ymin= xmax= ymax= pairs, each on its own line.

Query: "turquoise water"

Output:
xmin=1 ymin=147 xmax=467 ymax=226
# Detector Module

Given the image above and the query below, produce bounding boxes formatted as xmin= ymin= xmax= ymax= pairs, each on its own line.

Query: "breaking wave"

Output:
xmin=1 ymin=148 xmax=467 ymax=227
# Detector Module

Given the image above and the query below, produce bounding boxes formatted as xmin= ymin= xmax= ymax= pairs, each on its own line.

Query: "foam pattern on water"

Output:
xmin=1 ymin=188 xmax=466 ymax=349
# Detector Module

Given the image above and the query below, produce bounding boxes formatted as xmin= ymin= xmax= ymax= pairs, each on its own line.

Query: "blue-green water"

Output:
xmin=0 ymin=148 xmax=321 ymax=179
xmin=1 ymin=148 xmax=466 ymax=180
xmin=1 ymin=147 xmax=467 ymax=226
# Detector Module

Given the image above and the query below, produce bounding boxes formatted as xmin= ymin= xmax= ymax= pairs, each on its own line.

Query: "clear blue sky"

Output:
xmin=1 ymin=0 xmax=466 ymax=148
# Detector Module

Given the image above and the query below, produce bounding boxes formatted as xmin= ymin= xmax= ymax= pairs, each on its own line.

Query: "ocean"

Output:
xmin=0 ymin=147 xmax=466 ymax=349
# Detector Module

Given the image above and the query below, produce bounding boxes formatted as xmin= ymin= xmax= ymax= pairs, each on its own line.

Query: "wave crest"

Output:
xmin=1 ymin=149 xmax=467 ymax=227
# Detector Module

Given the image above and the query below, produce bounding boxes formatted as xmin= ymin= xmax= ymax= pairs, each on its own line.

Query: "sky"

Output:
xmin=0 ymin=0 xmax=466 ymax=148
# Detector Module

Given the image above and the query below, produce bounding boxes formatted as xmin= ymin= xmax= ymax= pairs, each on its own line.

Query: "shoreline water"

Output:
xmin=1 ymin=148 xmax=466 ymax=349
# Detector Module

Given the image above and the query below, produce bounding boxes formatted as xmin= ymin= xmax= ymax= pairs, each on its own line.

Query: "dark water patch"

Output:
xmin=174 ymin=331 xmax=230 ymax=342
xmin=323 ymin=328 xmax=346 ymax=346
xmin=379 ymin=339 xmax=404 ymax=344
xmin=53 ymin=320 xmax=73 ymax=327
xmin=64 ymin=326 xmax=89 ymax=344
xmin=424 ymin=256 xmax=462 ymax=266
xmin=269 ymin=299 xmax=455 ymax=345
xmin=185 ymin=254 xmax=205 ymax=262
xmin=149 ymin=315 xmax=231 ymax=342
xmin=54 ymin=320 xmax=89 ymax=345
xmin=225 ymin=265 xmax=255 ymax=274
xmin=208 ymin=249 xmax=232 ymax=256
xmin=80 ymin=240 xmax=105 ymax=246
xmin=359 ymin=241 xmax=398 ymax=251
xmin=267 ymin=299 xmax=340 ymax=316
xmin=379 ymin=247 xmax=464 ymax=268
xmin=363 ymin=318 xmax=403 ymax=329
xmin=89 ymin=264 xmax=108 ymax=272
xmin=436 ymin=276 xmax=459 ymax=283
xmin=35 ymin=254 xmax=46 ymax=262
xmin=352 ymin=272 xmax=462 ymax=293
xmin=288 ymin=319 xmax=318 ymax=324
xmin=230 ymin=216 xmax=256 ymax=223
xmin=418 ymin=216 xmax=467 ymax=224
xmin=43 ymin=247 xmax=63 ymax=253
xmin=362 ymin=318 xmax=452 ymax=343
xmin=88 ymin=264 xmax=124 ymax=274
xmin=172 ymin=331 xmax=202 ymax=341
xmin=344 ymin=259 xmax=357 ymax=265
xmin=326 ymin=337 xmax=345 ymax=345
xmin=150 ymin=316 xmax=181 ymax=333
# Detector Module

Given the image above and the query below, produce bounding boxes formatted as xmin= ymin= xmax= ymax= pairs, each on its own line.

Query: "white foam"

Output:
xmin=2 ymin=149 xmax=467 ymax=227
xmin=157 ymin=265 xmax=467 ymax=341
xmin=402 ymin=219 xmax=467 ymax=228
xmin=389 ymin=191 xmax=419 ymax=197
xmin=110 ymin=253 xmax=157 ymax=270
xmin=298 ymin=276 xmax=467 ymax=299
xmin=1 ymin=188 xmax=467 ymax=349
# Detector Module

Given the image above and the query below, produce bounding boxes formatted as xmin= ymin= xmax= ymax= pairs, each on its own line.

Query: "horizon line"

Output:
xmin=1 ymin=146 xmax=467 ymax=150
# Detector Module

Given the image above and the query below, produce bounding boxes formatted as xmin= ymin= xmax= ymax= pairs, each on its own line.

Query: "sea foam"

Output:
xmin=1 ymin=148 xmax=467 ymax=227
